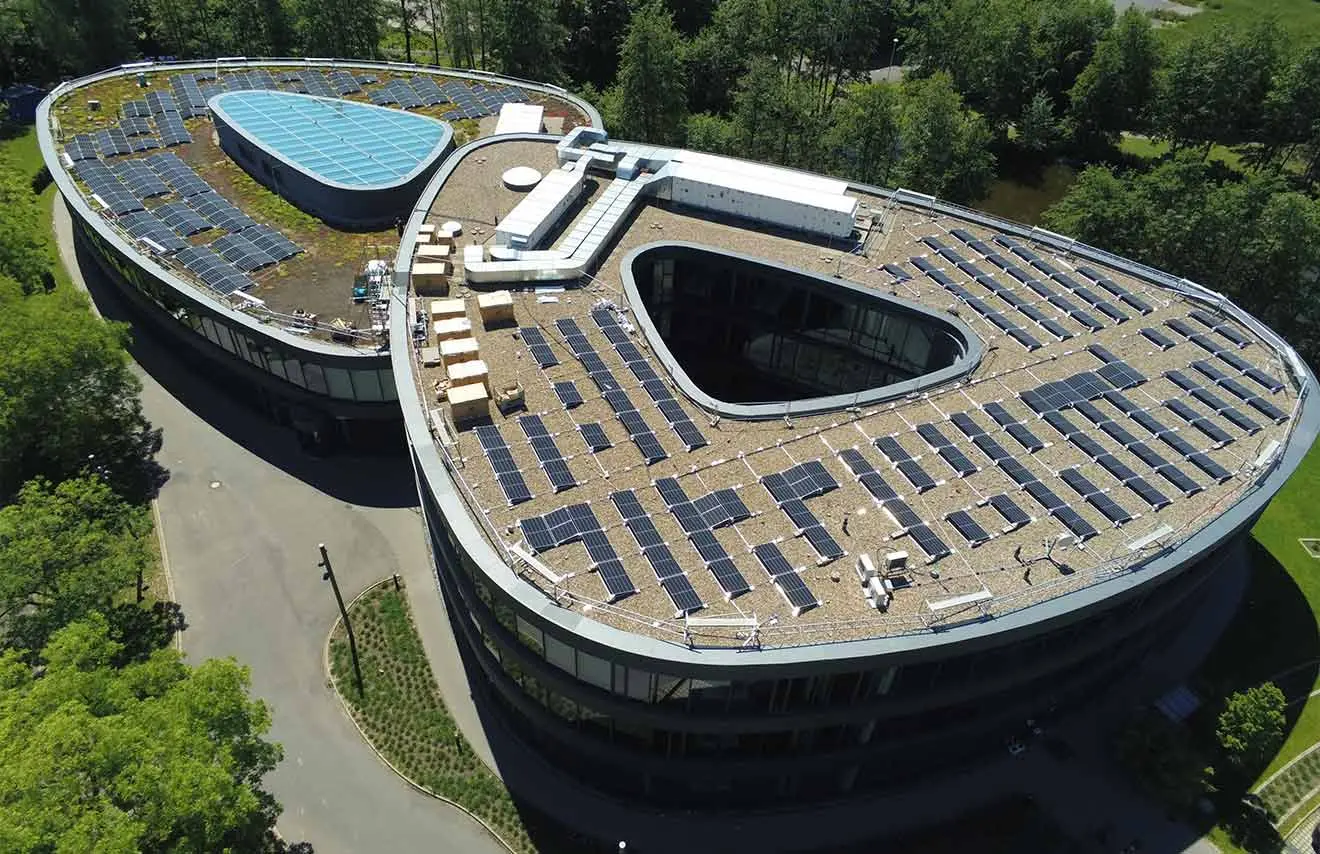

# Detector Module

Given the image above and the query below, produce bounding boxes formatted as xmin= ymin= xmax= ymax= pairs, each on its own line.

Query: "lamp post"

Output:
xmin=319 ymin=543 xmax=364 ymax=697
xmin=888 ymin=38 xmax=899 ymax=79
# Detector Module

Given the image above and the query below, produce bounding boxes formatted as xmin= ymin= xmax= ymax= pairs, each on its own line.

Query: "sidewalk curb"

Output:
xmin=150 ymin=498 xmax=183 ymax=653
xmin=322 ymin=577 xmax=518 ymax=854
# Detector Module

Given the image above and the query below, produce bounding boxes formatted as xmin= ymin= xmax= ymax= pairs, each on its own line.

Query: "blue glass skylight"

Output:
xmin=209 ymin=90 xmax=450 ymax=188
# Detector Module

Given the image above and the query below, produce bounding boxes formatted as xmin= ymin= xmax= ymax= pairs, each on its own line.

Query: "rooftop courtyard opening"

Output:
xmin=623 ymin=243 xmax=981 ymax=419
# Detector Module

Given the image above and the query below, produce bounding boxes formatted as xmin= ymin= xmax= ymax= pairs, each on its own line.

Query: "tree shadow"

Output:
xmin=69 ymin=233 xmax=419 ymax=509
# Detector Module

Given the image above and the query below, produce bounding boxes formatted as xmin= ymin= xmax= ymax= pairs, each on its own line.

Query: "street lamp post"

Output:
xmin=319 ymin=543 xmax=365 ymax=697
xmin=888 ymin=37 xmax=899 ymax=78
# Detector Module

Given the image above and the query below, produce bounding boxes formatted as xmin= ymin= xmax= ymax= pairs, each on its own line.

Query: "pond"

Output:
xmin=976 ymin=162 xmax=1079 ymax=227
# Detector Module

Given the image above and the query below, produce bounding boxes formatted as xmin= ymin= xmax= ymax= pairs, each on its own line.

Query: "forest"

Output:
xmin=4 ymin=0 xmax=1318 ymax=365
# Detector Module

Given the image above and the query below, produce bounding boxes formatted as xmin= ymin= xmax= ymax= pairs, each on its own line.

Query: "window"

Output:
xmin=544 ymin=633 xmax=575 ymax=675
xmin=577 ymin=651 xmax=611 ymax=692
xmin=351 ymin=368 xmax=383 ymax=402
xmin=302 ymin=362 xmax=329 ymax=395
xmin=515 ymin=617 xmax=543 ymax=655
xmin=379 ymin=369 xmax=398 ymax=401
xmin=324 ymin=366 xmax=354 ymax=400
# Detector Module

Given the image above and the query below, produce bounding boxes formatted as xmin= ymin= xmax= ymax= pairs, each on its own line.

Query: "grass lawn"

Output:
xmin=331 ymin=583 xmax=577 ymax=854
xmin=1118 ymin=134 xmax=1247 ymax=172
xmin=3 ymin=126 xmax=74 ymax=291
xmin=1161 ymin=0 xmax=1320 ymax=45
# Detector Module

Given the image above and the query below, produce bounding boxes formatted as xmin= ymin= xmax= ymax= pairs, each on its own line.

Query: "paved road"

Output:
xmin=53 ymin=198 xmax=503 ymax=854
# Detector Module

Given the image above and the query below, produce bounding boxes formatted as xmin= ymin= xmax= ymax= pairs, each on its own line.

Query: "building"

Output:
xmin=37 ymin=59 xmax=598 ymax=450
xmin=391 ymin=131 xmax=1319 ymax=811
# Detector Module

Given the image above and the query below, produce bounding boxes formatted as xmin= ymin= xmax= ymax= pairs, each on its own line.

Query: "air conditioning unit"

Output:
xmin=885 ymin=551 xmax=908 ymax=574
xmin=868 ymin=576 xmax=891 ymax=611
xmin=856 ymin=553 xmax=877 ymax=584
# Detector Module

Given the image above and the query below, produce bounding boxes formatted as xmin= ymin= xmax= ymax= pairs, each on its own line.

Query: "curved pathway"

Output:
xmin=54 ymin=198 xmax=503 ymax=854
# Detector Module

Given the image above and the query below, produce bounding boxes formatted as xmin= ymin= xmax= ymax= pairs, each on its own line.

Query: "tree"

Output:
xmin=613 ymin=0 xmax=687 ymax=144
xmin=297 ymin=0 xmax=380 ymax=59
xmin=1217 ymin=683 xmax=1287 ymax=776
xmin=493 ymin=0 xmax=564 ymax=81
xmin=0 ymin=150 xmax=51 ymax=295
xmin=0 ymin=282 xmax=164 ymax=503
xmin=825 ymin=82 xmax=900 ymax=186
xmin=895 ymin=73 xmax=995 ymax=203
xmin=1155 ymin=21 xmax=1285 ymax=150
xmin=0 ymin=615 xmax=291 ymax=853
xmin=1262 ymin=44 xmax=1320 ymax=177
xmin=685 ymin=111 xmax=738 ymax=156
xmin=562 ymin=0 xmax=631 ymax=89
xmin=1017 ymin=90 xmax=1059 ymax=154
xmin=1067 ymin=6 xmax=1160 ymax=146
xmin=0 ymin=476 xmax=149 ymax=655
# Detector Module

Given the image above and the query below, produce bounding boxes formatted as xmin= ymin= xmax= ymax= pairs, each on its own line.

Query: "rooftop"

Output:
xmin=406 ymin=136 xmax=1305 ymax=649
xmin=47 ymin=62 xmax=589 ymax=347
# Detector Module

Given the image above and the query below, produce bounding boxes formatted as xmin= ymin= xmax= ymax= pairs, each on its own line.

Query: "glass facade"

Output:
xmin=416 ymin=459 xmax=1227 ymax=808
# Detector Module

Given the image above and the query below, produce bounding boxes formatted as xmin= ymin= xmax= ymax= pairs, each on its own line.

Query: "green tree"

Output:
xmin=1262 ymin=44 xmax=1320 ymax=179
xmin=895 ymin=72 xmax=995 ymax=203
xmin=1017 ymin=90 xmax=1059 ymax=154
xmin=613 ymin=0 xmax=687 ymax=145
xmin=0 ymin=615 xmax=288 ymax=853
xmin=562 ymin=0 xmax=631 ymax=88
xmin=1067 ymin=6 xmax=1160 ymax=146
xmin=493 ymin=0 xmax=564 ymax=81
xmin=0 ymin=150 xmax=50 ymax=295
xmin=825 ymin=82 xmax=900 ymax=186
xmin=685 ymin=111 xmax=738 ymax=156
xmin=297 ymin=0 xmax=380 ymax=59
xmin=0 ymin=282 xmax=163 ymax=503
xmin=1217 ymin=683 xmax=1287 ymax=776
xmin=1155 ymin=21 xmax=1285 ymax=150
xmin=0 ymin=476 xmax=148 ymax=655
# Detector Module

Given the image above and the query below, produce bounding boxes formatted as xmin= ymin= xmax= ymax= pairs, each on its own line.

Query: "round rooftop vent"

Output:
xmin=502 ymin=166 xmax=542 ymax=191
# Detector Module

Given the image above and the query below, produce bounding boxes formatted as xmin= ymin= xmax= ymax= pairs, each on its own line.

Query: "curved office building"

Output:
xmin=391 ymin=130 xmax=1319 ymax=810
xmin=38 ymin=59 xmax=597 ymax=450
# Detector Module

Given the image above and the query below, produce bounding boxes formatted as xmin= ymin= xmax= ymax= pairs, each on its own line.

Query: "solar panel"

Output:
xmin=519 ymin=415 xmax=576 ymax=493
xmin=187 ymin=191 xmax=257 ymax=232
xmin=1165 ymin=400 xmax=1233 ymax=446
xmin=1098 ymin=360 xmax=1146 ymax=390
xmin=883 ymin=499 xmax=923 ymax=530
xmin=1156 ymin=464 xmax=1202 ymax=496
xmin=155 ymin=112 xmax=192 ymax=146
xmin=117 ymin=211 xmax=187 ymax=253
xmin=146 ymin=91 xmax=180 ymax=115
xmin=1188 ymin=452 xmax=1232 ymax=483
xmin=989 ymin=493 xmax=1030 ymax=529
xmin=113 ymin=161 xmax=170 ymax=199
xmin=243 ymin=224 xmax=302 ymax=261
xmin=75 ymin=161 xmax=143 ymax=214
xmin=708 ymin=558 xmax=752 ymax=598
xmin=93 ymin=128 xmax=131 ymax=157
xmin=514 ymin=326 xmax=557 ymax=368
xmin=753 ymin=543 xmax=818 ymax=613
xmin=128 ymin=135 xmax=161 ymax=153
xmin=1053 ymin=506 xmax=1099 ymax=540
xmin=998 ymin=457 xmax=1036 ymax=486
xmin=973 ymin=434 xmax=1013 ymax=463
xmin=908 ymin=524 xmax=951 ymax=560
xmin=122 ymin=99 xmax=151 ymax=118
xmin=154 ymin=201 xmax=211 ymax=236
xmin=659 ymin=571 xmax=703 ymax=614
xmin=144 ymin=152 xmax=211 ymax=197
xmin=211 ymin=232 xmax=280 ymax=272
xmin=329 ymin=70 xmax=362 ymax=94
xmin=119 ymin=115 xmax=152 ymax=136
xmin=984 ymin=402 xmax=1045 ymax=452
xmin=1125 ymin=476 xmax=1171 ymax=510
xmin=1140 ymin=327 xmax=1175 ymax=351
xmin=1060 ymin=468 xmax=1132 ymax=525
xmin=473 ymin=425 xmax=534 ymax=505
xmin=951 ymin=412 xmax=986 ymax=437
xmin=1025 ymin=480 xmax=1066 ymax=512
xmin=64 ymin=134 xmax=100 ymax=161
xmin=173 ymin=245 xmax=253 ymax=296
xmin=946 ymin=510 xmax=990 ymax=546
xmin=897 ymin=459 xmax=938 ymax=492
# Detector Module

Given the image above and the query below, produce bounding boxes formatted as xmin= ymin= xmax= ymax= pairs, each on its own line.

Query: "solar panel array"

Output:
xmin=752 ymin=542 xmax=818 ymax=615
xmin=328 ymin=70 xmax=362 ymax=95
xmin=144 ymin=152 xmax=211 ymax=197
xmin=119 ymin=115 xmax=152 ymax=136
xmin=117 ymin=211 xmax=187 ymax=253
xmin=519 ymin=415 xmax=577 ymax=492
xmin=64 ymin=134 xmax=100 ymax=162
xmin=654 ymin=477 xmax=753 ymax=599
xmin=156 ymin=112 xmax=192 ymax=146
xmin=169 ymin=74 xmax=209 ymax=117
xmin=611 ymin=490 xmax=700 ymax=612
xmin=439 ymin=79 xmax=529 ymax=120
xmin=154 ymin=200 xmax=211 ymax=236
xmin=520 ymin=502 xmax=635 ymax=601
xmin=761 ymin=461 xmax=845 ymax=561
xmin=187 ymin=191 xmax=257 ymax=232
xmin=837 ymin=448 xmax=952 ymax=561
xmin=174 ymin=245 xmax=253 ymax=296
xmin=113 ymin=160 xmax=170 ymax=199
xmin=74 ymin=160 xmax=144 ymax=214
xmin=592 ymin=308 xmax=708 ymax=451
xmin=555 ymin=317 xmax=668 ymax=464
xmin=94 ymin=128 xmax=131 ymax=157
xmin=474 ymin=424 xmax=533 ymax=505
